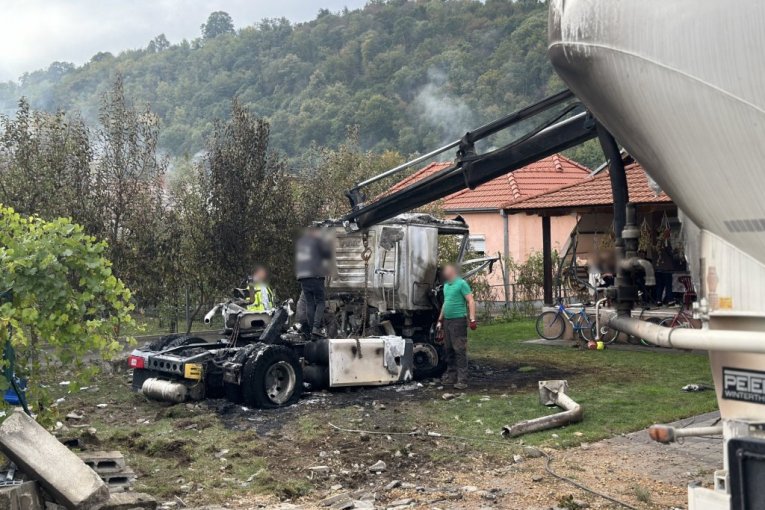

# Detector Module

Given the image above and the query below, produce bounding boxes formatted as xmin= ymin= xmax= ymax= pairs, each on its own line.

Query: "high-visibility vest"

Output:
xmin=247 ymin=283 xmax=275 ymax=313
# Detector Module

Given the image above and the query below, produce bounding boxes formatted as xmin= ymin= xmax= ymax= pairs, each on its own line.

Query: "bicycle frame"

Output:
xmin=552 ymin=302 xmax=591 ymax=335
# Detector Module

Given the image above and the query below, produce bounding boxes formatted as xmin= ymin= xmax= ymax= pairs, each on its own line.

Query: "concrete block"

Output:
xmin=95 ymin=492 xmax=156 ymax=510
xmin=101 ymin=469 xmax=136 ymax=493
xmin=0 ymin=481 xmax=43 ymax=510
xmin=0 ymin=412 xmax=109 ymax=509
xmin=77 ymin=453 xmax=126 ymax=475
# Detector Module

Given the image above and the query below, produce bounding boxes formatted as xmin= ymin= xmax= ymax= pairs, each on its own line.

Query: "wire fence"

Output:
xmin=130 ymin=283 xmax=563 ymax=336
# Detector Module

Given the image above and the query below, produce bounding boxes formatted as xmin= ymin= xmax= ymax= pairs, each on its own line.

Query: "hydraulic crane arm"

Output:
xmin=342 ymin=91 xmax=598 ymax=230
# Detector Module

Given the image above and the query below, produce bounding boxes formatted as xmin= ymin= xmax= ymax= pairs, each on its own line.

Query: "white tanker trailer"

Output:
xmin=549 ymin=1 xmax=765 ymax=508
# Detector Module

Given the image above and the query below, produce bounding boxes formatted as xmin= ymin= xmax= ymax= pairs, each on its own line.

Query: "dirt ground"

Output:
xmin=48 ymin=355 xmax=717 ymax=510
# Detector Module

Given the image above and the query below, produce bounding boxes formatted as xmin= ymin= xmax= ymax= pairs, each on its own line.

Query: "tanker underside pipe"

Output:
xmin=502 ymin=380 xmax=583 ymax=438
xmin=609 ymin=316 xmax=765 ymax=353
xmin=648 ymin=423 xmax=723 ymax=444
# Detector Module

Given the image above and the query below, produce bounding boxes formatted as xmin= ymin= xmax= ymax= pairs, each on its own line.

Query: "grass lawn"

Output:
xmin=425 ymin=319 xmax=718 ymax=448
xmin=44 ymin=318 xmax=718 ymax=505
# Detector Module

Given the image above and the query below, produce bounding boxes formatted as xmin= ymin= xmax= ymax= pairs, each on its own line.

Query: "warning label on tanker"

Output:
xmin=723 ymin=367 xmax=765 ymax=404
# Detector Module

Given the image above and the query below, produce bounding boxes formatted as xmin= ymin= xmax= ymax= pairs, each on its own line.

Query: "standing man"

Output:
xmin=247 ymin=265 xmax=275 ymax=313
xmin=436 ymin=264 xmax=476 ymax=390
xmin=295 ymin=226 xmax=332 ymax=339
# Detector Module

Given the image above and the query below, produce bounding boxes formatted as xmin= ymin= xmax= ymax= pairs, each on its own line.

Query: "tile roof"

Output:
xmin=506 ymin=163 xmax=672 ymax=212
xmin=385 ymin=155 xmax=590 ymax=211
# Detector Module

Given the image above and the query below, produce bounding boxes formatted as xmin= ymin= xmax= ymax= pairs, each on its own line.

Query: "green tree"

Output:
xmin=173 ymin=100 xmax=299 ymax=319
xmin=201 ymin=11 xmax=235 ymax=40
xmin=1 ymin=1 xmax=556 ymax=160
xmin=296 ymin=127 xmax=405 ymax=224
xmin=91 ymin=76 xmax=169 ymax=306
xmin=0 ymin=206 xmax=135 ymax=416
xmin=0 ymin=99 xmax=93 ymax=224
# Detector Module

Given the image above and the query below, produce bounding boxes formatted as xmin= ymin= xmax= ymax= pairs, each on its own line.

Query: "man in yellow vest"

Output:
xmin=247 ymin=266 xmax=275 ymax=313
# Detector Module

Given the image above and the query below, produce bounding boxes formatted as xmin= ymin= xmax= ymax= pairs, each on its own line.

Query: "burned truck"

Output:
xmin=128 ymin=213 xmax=492 ymax=407
xmin=322 ymin=213 xmax=495 ymax=380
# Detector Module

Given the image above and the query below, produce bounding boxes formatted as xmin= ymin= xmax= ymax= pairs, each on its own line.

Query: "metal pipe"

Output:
xmin=609 ymin=316 xmax=765 ymax=352
xmin=354 ymin=139 xmax=461 ymax=189
xmin=502 ymin=381 xmax=583 ymax=437
xmin=594 ymin=297 xmax=607 ymax=341
xmin=648 ymin=424 xmax=723 ymax=444
xmin=203 ymin=304 xmax=221 ymax=325
xmin=597 ymin=124 xmax=629 ymax=240
xmin=619 ymin=257 xmax=656 ymax=286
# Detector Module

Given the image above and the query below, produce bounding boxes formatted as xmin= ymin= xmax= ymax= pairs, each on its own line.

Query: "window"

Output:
xmin=469 ymin=235 xmax=486 ymax=255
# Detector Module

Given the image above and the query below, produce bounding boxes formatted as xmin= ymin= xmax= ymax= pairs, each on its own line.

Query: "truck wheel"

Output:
xmin=412 ymin=342 xmax=447 ymax=380
xmin=241 ymin=345 xmax=303 ymax=408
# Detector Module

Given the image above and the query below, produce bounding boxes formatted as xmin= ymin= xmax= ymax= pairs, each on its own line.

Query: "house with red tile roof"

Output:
xmin=507 ymin=162 xmax=680 ymax=304
xmin=390 ymin=154 xmax=592 ymax=300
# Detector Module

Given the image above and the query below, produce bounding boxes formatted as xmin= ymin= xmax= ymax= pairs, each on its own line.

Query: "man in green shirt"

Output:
xmin=436 ymin=264 xmax=477 ymax=389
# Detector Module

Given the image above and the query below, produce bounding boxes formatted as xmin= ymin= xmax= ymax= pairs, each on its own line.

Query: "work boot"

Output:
xmin=454 ymin=382 xmax=468 ymax=390
xmin=440 ymin=374 xmax=456 ymax=385
xmin=311 ymin=326 xmax=326 ymax=339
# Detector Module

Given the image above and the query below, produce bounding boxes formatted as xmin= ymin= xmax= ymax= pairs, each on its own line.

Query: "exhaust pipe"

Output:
xmin=141 ymin=378 xmax=188 ymax=403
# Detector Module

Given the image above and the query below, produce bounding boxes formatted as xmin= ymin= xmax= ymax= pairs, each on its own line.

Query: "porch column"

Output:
xmin=501 ymin=210 xmax=510 ymax=307
xmin=542 ymin=215 xmax=553 ymax=305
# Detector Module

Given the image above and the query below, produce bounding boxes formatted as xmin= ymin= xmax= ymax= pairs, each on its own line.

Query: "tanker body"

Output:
xmin=549 ymin=2 xmax=765 ymax=508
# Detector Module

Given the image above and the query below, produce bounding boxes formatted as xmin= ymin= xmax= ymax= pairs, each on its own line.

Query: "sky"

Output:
xmin=0 ymin=0 xmax=369 ymax=82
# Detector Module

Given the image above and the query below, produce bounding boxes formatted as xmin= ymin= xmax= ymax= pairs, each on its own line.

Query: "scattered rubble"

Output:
xmin=383 ymin=480 xmax=401 ymax=491
xmin=368 ymin=460 xmax=386 ymax=473
xmin=0 ymin=411 xmax=152 ymax=510
xmin=0 ymin=411 xmax=109 ymax=508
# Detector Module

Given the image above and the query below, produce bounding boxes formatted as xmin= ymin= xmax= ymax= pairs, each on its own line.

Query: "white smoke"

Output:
xmin=413 ymin=68 xmax=475 ymax=145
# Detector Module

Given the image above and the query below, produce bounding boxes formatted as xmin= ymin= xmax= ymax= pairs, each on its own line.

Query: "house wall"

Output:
xmin=454 ymin=210 xmax=578 ymax=301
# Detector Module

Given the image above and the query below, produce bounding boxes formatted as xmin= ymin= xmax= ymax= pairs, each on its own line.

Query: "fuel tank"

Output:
xmin=548 ymin=0 xmax=765 ymax=315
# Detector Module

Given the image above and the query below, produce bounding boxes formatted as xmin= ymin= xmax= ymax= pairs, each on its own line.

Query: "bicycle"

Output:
xmin=660 ymin=307 xmax=697 ymax=329
xmin=536 ymin=300 xmax=608 ymax=342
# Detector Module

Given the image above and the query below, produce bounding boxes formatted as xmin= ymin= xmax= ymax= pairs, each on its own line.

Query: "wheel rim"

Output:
xmin=413 ymin=343 xmax=439 ymax=370
xmin=264 ymin=360 xmax=297 ymax=405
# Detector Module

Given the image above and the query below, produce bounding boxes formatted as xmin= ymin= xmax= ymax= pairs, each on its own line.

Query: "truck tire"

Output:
xmin=165 ymin=335 xmax=207 ymax=349
xmin=145 ymin=334 xmax=182 ymax=351
xmin=412 ymin=341 xmax=447 ymax=380
xmin=145 ymin=335 xmax=206 ymax=352
xmin=241 ymin=345 xmax=303 ymax=408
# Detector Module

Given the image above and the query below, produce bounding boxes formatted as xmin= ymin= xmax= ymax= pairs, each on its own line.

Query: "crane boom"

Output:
xmin=342 ymin=91 xmax=598 ymax=230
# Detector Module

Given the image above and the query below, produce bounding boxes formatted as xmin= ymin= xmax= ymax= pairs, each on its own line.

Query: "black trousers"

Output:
xmin=654 ymin=271 xmax=673 ymax=303
xmin=299 ymin=277 xmax=326 ymax=333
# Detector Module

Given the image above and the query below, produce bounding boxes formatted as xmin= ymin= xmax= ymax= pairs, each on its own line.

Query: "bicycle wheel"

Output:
xmin=640 ymin=317 xmax=664 ymax=346
xmin=583 ymin=314 xmax=618 ymax=344
xmin=661 ymin=313 xmax=692 ymax=329
xmin=578 ymin=316 xmax=595 ymax=342
xmin=536 ymin=311 xmax=565 ymax=340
